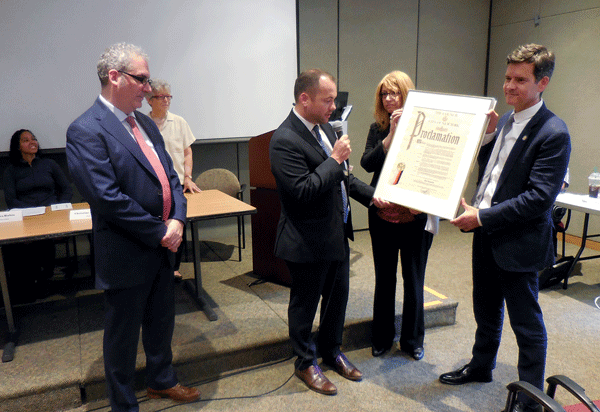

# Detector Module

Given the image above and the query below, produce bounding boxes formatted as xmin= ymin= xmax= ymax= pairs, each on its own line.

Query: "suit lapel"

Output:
xmin=496 ymin=104 xmax=549 ymax=190
xmin=289 ymin=111 xmax=329 ymax=161
xmin=95 ymin=102 xmax=159 ymax=182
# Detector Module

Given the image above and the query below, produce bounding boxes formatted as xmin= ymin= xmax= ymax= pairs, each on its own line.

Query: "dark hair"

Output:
xmin=294 ymin=69 xmax=336 ymax=102
xmin=9 ymin=129 xmax=41 ymax=165
xmin=507 ymin=43 xmax=555 ymax=82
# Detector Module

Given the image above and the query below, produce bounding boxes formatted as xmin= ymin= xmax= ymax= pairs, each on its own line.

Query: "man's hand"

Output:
xmin=161 ymin=219 xmax=184 ymax=252
xmin=450 ymin=198 xmax=481 ymax=231
xmin=331 ymin=135 xmax=351 ymax=164
xmin=486 ymin=109 xmax=499 ymax=134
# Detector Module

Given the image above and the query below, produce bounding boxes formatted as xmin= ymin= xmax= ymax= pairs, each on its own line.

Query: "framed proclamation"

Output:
xmin=373 ymin=90 xmax=496 ymax=220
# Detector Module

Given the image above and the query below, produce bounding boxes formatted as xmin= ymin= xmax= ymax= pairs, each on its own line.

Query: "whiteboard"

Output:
xmin=0 ymin=0 xmax=297 ymax=149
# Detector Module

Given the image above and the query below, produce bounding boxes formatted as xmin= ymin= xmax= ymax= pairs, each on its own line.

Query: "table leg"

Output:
xmin=564 ymin=212 xmax=590 ymax=289
xmin=183 ymin=221 xmax=218 ymax=321
xmin=0 ymin=250 xmax=17 ymax=362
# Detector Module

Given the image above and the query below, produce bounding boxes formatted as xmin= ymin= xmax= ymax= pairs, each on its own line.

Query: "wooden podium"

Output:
xmin=248 ymin=131 xmax=292 ymax=286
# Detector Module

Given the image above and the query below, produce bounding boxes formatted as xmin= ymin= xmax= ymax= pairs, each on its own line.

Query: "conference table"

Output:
xmin=0 ymin=189 xmax=255 ymax=362
xmin=0 ymin=203 xmax=92 ymax=362
xmin=554 ymin=192 xmax=600 ymax=288
xmin=183 ymin=190 xmax=256 ymax=321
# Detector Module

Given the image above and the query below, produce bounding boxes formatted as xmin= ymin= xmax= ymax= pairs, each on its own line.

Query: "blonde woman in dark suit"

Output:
xmin=360 ymin=71 xmax=438 ymax=360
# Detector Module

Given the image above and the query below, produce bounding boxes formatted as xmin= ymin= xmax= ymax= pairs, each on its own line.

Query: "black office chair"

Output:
xmin=539 ymin=205 xmax=575 ymax=290
xmin=504 ymin=381 xmax=565 ymax=412
xmin=504 ymin=376 xmax=600 ymax=412
xmin=552 ymin=205 xmax=571 ymax=258
xmin=54 ymin=236 xmax=78 ymax=276
xmin=546 ymin=375 xmax=600 ymax=412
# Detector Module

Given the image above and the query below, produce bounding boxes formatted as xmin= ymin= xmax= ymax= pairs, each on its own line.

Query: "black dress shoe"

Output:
xmin=412 ymin=347 xmax=424 ymax=360
xmin=439 ymin=365 xmax=492 ymax=385
xmin=371 ymin=345 xmax=391 ymax=357
xmin=399 ymin=346 xmax=424 ymax=360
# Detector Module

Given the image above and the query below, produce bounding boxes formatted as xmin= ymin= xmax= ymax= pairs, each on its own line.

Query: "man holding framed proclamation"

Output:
xmin=439 ymin=44 xmax=570 ymax=412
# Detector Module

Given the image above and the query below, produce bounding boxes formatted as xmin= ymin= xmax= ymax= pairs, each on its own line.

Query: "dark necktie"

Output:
xmin=126 ymin=116 xmax=172 ymax=221
xmin=313 ymin=125 xmax=349 ymax=223
xmin=472 ymin=114 xmax=515 ymax=207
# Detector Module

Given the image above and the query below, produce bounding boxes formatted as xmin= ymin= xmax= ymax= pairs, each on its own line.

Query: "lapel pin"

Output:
xmin=522 ymin=135 xmax=528 ymax=141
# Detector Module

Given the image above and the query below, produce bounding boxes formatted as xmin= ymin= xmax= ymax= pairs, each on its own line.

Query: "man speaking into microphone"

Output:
xmin=269 ymin=69 xmax=389 ymax=395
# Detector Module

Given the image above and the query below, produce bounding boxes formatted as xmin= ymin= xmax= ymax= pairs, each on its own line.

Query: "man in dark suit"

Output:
xmin=66 ymin=43 xmax=199 ymax=412
xmin=439 ymin=44 xmax=571 ymax=412
xmin=270 ymin=69 xmax=389 ymax=396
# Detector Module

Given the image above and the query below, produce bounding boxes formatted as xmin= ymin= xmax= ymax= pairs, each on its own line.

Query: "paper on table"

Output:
xmin=11 ymin=206 xmax=46 ymax=216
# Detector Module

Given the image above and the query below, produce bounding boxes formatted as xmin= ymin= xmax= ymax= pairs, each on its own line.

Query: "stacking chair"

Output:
xmin=195 ymin=168 xmax=247 ymax=261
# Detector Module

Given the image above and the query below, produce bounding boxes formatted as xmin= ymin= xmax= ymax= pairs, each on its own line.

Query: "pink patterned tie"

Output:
xmin=126 ymin=116 xmax=172 ymax=221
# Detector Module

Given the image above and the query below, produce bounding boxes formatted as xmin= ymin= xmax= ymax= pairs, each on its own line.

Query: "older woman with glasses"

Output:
xmin=146 ymin=79 xmax=201 ymax=281
xmin=360 ymin=71 xmax=438 ymax=360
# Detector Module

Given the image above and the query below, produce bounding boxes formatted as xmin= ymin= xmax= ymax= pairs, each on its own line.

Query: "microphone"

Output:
xmin=330 ymin=120 xmax=348 ymax=172
xmin=331 ymin=120 xmax=344 ymax=139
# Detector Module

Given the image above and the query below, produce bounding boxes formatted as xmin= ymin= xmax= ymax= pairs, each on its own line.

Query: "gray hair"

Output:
xmin=97 ymin=43 xmax=148 ymax=87
xmin=145 ymin=78 xmax=171 ymax=99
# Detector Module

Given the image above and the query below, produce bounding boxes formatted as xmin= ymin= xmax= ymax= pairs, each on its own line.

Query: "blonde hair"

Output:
xmin=373 ymin=71 xmax=414 ymax=131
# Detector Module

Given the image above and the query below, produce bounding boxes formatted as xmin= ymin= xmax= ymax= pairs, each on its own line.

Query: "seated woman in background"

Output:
xmin=360 ymin=71 xmax=438 ymax=360
xmin=146 ymin=79 xmax=201 ymax=282
xmin=2 ymin=129 xmax=73 ymax=302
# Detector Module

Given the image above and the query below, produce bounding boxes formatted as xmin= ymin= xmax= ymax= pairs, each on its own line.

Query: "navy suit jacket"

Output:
xmin=269 ymin=110 xmax=374 ymax=263
xmin=476 ymin=103 xmax=570 ymax=272
xmin=66 ymin=98 xmax=187 ymax=289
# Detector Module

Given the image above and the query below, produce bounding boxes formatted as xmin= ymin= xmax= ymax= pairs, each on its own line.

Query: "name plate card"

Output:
xmin=0 ymin=210 xmax=23 ymax=223
xmin=51 ymin=203 xmax=73 ymax=211
xmin=70 ymin=209 xmax=91 ymax=221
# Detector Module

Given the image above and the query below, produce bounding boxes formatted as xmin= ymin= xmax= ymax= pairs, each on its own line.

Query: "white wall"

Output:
xmin=0 ymin=0 xmax=297 ymax=149
xmin=488 ymin=0 xmax=600 ymax=237
xmin=299 ymin=0 xmax=491 ymax=229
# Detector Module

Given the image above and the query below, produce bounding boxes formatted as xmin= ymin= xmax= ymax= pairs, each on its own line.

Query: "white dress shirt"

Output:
xmin=479 ymin=99 xmax=543 ymax=210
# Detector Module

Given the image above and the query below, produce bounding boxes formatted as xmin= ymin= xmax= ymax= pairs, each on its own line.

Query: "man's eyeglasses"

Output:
xmin=151 ymin=95 xmax=173 ymax=101
xmin=118 ymin=70 xmax=152 ymax=86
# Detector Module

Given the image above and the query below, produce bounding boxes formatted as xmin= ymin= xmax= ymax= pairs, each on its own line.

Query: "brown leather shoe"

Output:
xmin=147 ymin=383 xmax=200 ymax=403
xmin=295 ymin=365 xmax=337 ymax=395
xmin=327 ymin=353 xmax=363 ymax=381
